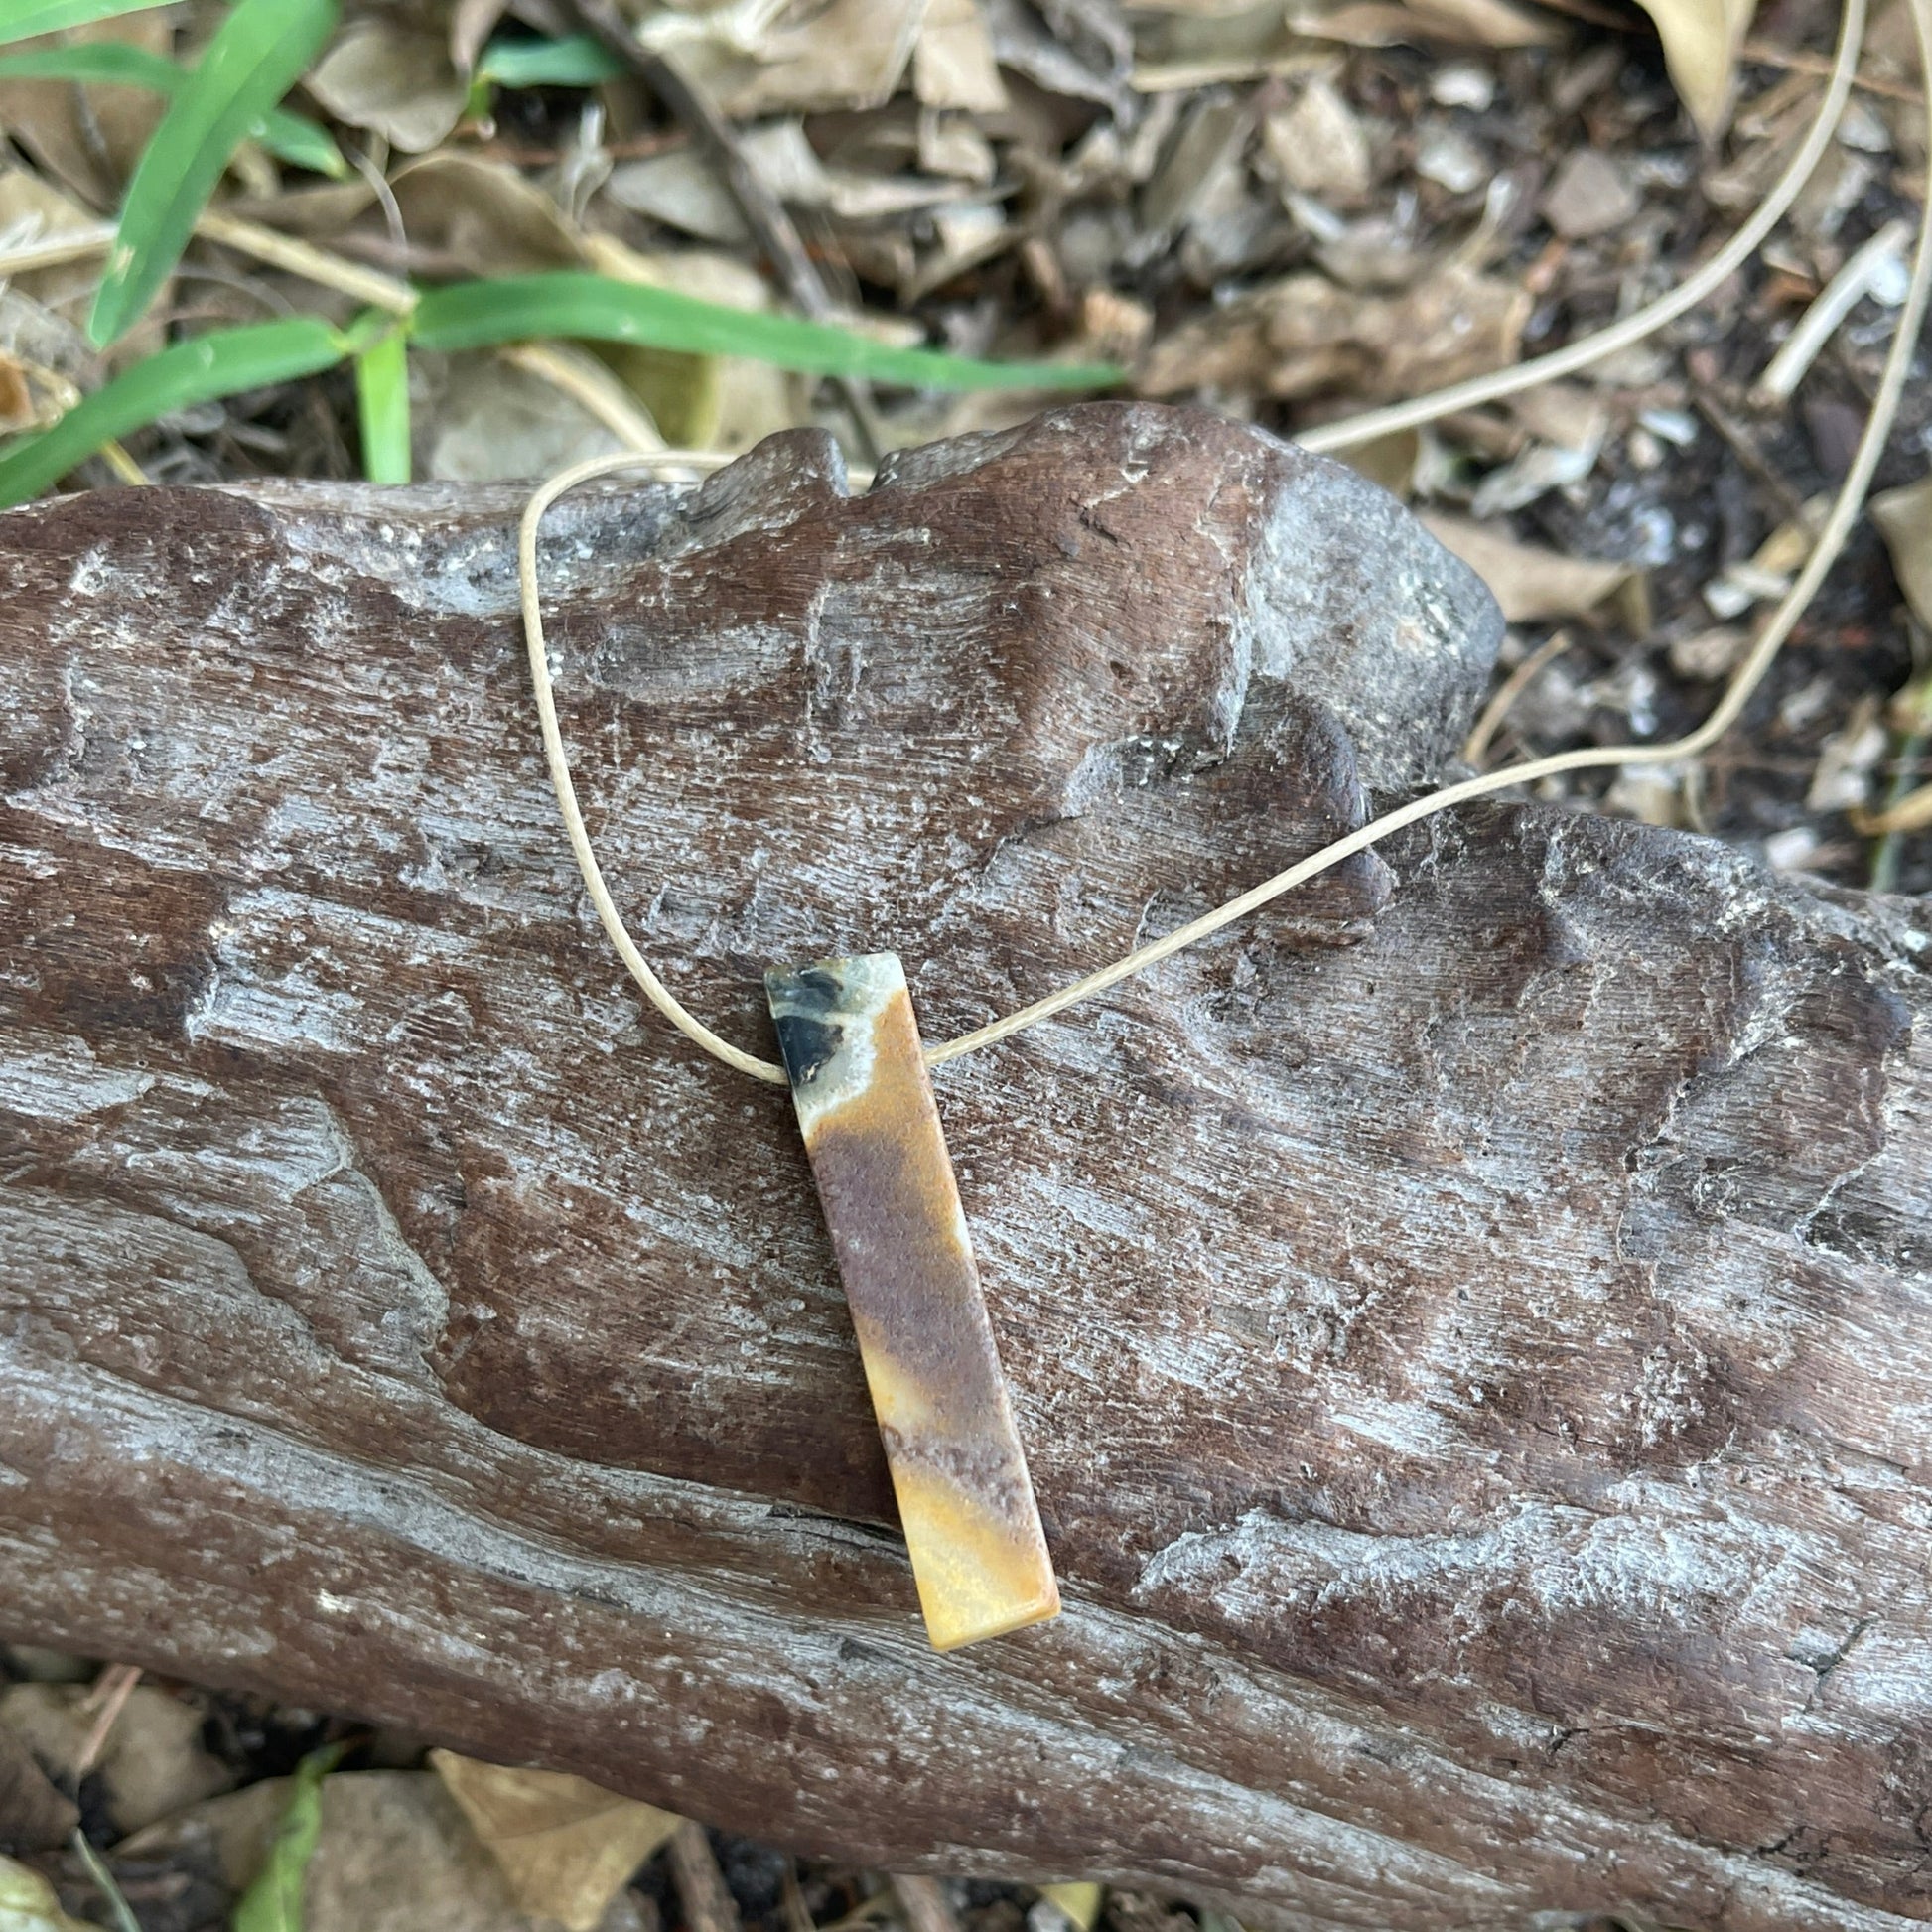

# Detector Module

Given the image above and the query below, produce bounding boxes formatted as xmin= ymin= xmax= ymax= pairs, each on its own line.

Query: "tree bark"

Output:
xmin=1 ymin=404 xmax=1928 ymax=1932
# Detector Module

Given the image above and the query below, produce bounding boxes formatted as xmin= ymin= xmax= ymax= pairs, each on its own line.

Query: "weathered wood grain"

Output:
xmin=1 ymin=404 xmax=1929 ymax=1932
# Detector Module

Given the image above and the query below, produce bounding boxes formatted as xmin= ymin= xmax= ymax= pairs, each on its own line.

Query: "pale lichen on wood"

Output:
xmin=1 ymin=405 xmax=1929 ymax=1931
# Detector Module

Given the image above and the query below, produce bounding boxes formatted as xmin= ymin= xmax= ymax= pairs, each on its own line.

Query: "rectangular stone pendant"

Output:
xmin=765 ymin=953 xmax=1061 ymax=1652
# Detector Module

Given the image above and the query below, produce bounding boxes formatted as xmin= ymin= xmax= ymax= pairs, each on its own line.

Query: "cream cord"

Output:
xmin=519 ymin=0 xmax=1929 ymax=1082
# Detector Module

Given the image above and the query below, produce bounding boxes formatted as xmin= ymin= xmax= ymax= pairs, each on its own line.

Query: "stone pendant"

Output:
xmin=766 ymin=953 xmax=1061 ymax=1652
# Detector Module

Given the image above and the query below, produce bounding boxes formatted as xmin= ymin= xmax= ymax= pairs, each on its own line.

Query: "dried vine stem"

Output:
xmin=519 ymin=0 xmax=1929 ymax=1080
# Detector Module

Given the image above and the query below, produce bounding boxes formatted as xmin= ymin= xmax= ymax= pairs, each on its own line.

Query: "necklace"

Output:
xmin=517 ymin=186 xmax=1931 ymax=1646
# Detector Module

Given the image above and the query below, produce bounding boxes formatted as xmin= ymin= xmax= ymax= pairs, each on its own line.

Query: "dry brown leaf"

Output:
xmin=914 ymin=0 xmax=1010 ymax=110
xmin=1420 ymin=512 xmax=1638 ymax=623
xmin=1138 ymin=263 xmax=1529 ymax=401
xmin=1870 ymin=472 xmax=1932 ymax=632
xmin=0 ymin=12 xmax=172 ymax=207
xmin=0 ymin=1682 xmax=231 ymax=1835
xmin=1131 ymin=25 xmax=1328 ymax=93
xmin=1293 ymin=0 xmax=1559 ymax=47
xmin=307 ymin=19 xmax=469 ymax=153
xmin=0 ymin=1725 xmax=77 ymax=1852
xmin=450 ymin=0 xmax=511 ymax=73
xmin=431 ymin=1749 xmax=681 ymax=1932
xmin=224 ymin=179 xmax=377 ymax=238
xmin=121 ymin=1771 xmax=543 ymax=1932
xmin=584 ymin=231 xmax=807 ymax=450
xmin=642 ymin=0 xmax=927 ymax=117
xmin=391 ymin=154 xmax=587 ymax=274
xmin=1123 ymin=0 xmax=1277 ymax=16
xmin=0 ymin=283 xmax=96 ymax=421
xmin=1261 ymin=75 xmax=1372 ymax=206
xmin=1335 ymin=425 xmax=1420 ymax=495
xmin=605 ymin=149 xmax=748 ymax=243
xmin=0 ymin=348 xmax=70 ymax=432
xmin=918 ymin=113 xmax=997 ymax=181
xmin=0 ymin=165 xmax=96 ymax=253
xmin=1629 ymin=0 xmax=1756 ymax=140
xmin=420 ymin=351 xmax=630 ymax=481
xmin=1539 ymin=150 xmax=1639 ymax=237
xmin=1668 ymin=623 xmax=1749 ymax=679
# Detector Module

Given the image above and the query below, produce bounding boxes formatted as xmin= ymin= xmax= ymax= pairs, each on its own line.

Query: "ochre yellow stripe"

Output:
xmin=888 ymin=1460 xmax=1061 ymax=1652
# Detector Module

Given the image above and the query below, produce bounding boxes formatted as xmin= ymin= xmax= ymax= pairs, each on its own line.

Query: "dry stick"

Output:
xmin=780 ymin=1863 xmax=817 ymax=1932
xmin=0 ymin=209 xmax=416 ymax=313
xmin=1858 ymin=768 xmax=1932 ymax=839
xmin=1294 ymin=0 xmax=1867 ymax=455
xmin=97 ymin=442 xmax=148 ymax=485
xmin=665 ymin=1818 xmax=741 ymax=1932
xmin=1752 ymin=215 xmax=1912 ymax=401
xmin=892 ymin=1877 xmax=965 ymax=1932
xmin=73 ymin=1663 xmax=141 ymax=1778
xmin=1738 ymin=35 xmax=1926 ymax=100
xmin=567 ymin=0 xmax=881 ymax=461
xmin=518 ymin=0 xmax=1932 ymax=1081
xmin=1462 ymin=630 xmax=1574 ymax=768
xmin=500 ymin=341 xmax=666 ymax=451
xmin=1693 ymin=387 xmax=1812 ymax=522
xmin=192 ymin=210 xmax=418 ymax=313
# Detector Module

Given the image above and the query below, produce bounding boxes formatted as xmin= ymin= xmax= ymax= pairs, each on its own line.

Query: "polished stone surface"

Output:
xmin=767 ymin=953 xmax=1060 ymax=1651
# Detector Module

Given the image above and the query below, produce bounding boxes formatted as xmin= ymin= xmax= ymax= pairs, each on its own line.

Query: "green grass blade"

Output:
xmin=410 ymin=274 xmax=1123 ymax=393
xmin=0 ymin=40 xmax=179 ymax=84
xmin=354 ymin=330 xmax=410 ymax=483
xmin=69 ymin=1829 xmax=141 ymax=1932
xmin=230 ymin=1742 xmax=345 ymax=1932
xmin=0 ymin=0 xmax=167 ymax=47
xmin=253 ymin=101 xmax=343 ymax=175
xmin=88 ymin=0 xmax=340 ymax=345
xmin=475 ymin=32 xmax=625 ymax=87
xmin=0 ymin=316 xmax=351 ymax=506
xmin=0 ymin=42 xmax=344 ymax=174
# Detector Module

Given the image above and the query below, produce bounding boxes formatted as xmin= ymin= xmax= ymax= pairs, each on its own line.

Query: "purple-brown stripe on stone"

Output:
xmin=766 ymin=953 xmax=1060 ymax=1651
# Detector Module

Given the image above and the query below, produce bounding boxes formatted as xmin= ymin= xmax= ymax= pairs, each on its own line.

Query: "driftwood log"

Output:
xmin=2 ymin=404 xmax=1930 ymax=1932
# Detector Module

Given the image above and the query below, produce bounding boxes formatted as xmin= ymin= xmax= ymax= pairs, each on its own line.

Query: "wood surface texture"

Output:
xmin=1 ymin=404 xmax=1929 ymax=1932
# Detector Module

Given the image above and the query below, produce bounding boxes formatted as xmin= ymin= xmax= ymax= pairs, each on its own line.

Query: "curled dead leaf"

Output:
xmin=391 ymin=154 xmax=587 ymax=276
xmin=1870 ymin=472 xmax=1932 ymax=632
xmin=306 ymin=20 xmax=468 ymax=154
xmin=914 ymin=0 xmax=1010 ymax=111
xmin=1261 ymin=77 xmax=1373 ymax=207
xmin=1139 ymin=264 xmax=1529 ymax=401
xmin=430 ymin=1749 xmax=681 ymax=1932
xmin=641 ymin=0 xmax=928 ymax=117
xmin=1629 ymin=0 xmax=1756 ymax=140
xmin=1420 ymin=512 xmax=1640 ymax=623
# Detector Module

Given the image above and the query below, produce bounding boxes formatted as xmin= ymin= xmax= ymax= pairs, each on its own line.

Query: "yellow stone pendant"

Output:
xmin=766 ymin=953 xmax=1061 ymax=1652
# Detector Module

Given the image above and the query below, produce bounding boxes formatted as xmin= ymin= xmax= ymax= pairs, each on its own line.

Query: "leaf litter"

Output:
xmin=1 ymin=0 xmax=1931 ymax=1906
